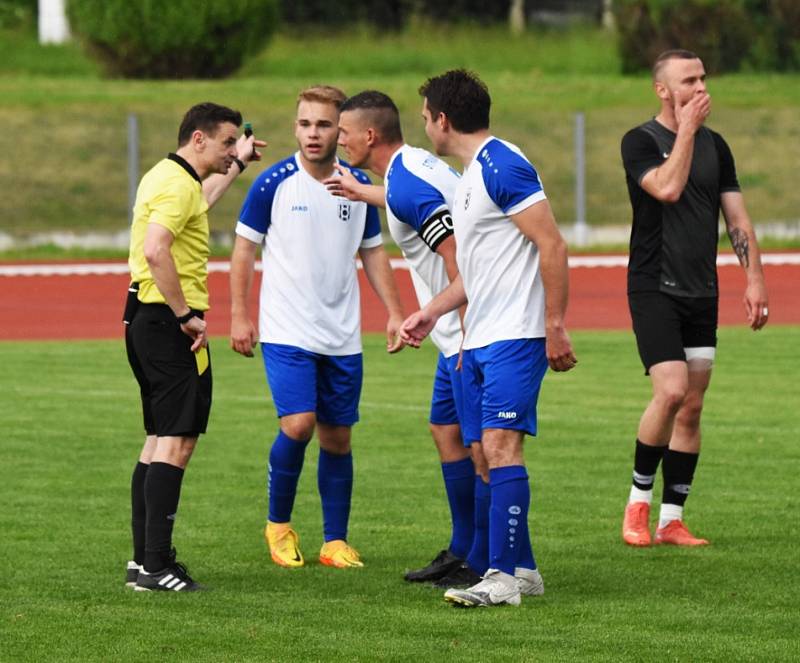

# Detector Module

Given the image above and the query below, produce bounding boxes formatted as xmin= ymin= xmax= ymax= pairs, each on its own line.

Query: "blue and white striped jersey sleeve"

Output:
xmin=386 ymin=157 xmax=453 ymax=252
xmin=479 ymin=140 xmax=546 ymax=216
xmin=236 ymin=156 xmax=295 ymax=244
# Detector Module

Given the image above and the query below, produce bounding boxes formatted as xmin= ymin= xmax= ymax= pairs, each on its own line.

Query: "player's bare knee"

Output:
xmin=654 ymin=384 xmax=687 ymax=414
xmin=676 ymin=395 xmax=704 ymax=429
xmin=176 ymin=438 xmax=197 ymax=467
xmin=470 ymin=443 xmax=490 ymax=480
xmin=281 ymin=413 xmax=316 ymax=441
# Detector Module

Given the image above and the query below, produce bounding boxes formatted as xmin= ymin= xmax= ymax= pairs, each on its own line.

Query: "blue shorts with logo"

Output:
xmin=461 ymin=338 xmax=548 ymax=437
xmin=261 ymin=342 xmax=362 ymax=426
xmin=430 ymin=352 xmax=482 ymax=447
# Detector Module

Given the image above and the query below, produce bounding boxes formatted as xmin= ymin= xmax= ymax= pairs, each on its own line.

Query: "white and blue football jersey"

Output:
xmin=384 ymin=145 xmax=462 ymax=358
xmin=236 ymin=152 xmax=382 ymax=355
xmin=453 ymin=137 xmax=548 ymax=349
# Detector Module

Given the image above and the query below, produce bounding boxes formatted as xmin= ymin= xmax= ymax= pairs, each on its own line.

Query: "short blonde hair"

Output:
xmin=297 ymin=85 xmax=347 ymax=109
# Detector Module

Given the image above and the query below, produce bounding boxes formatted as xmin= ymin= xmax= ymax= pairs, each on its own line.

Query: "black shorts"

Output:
xmin=628 ymin=290 xmax=718 ymax=373
xmin=126 ymin=303 xmax=212 ymax=437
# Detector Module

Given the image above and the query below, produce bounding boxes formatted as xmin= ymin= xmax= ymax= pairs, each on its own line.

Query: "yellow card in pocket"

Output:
xmin=195 ymin=347 xmax=209 ymax=375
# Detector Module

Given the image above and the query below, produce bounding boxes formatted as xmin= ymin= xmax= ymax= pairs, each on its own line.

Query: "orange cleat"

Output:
xmin=265 ymin=521 xmax=305 ymax=568
xmin=654 ymin=520 xmax=709 ymax=546
xmin=622 ymin=501 xmax=652 ymax=546
xmin=319 ymin=540 xmax=364 ymax=568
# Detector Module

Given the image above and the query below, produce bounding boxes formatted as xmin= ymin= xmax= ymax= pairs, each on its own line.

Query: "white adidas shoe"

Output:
xmin=444 ymin=568 xmax=521 ymax=607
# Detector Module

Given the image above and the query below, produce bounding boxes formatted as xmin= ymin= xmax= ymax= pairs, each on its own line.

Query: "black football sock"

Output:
xmin=661 ymin=449 xmax=700 ymax=507
xmin=131 ymin=461 xmax=149 ymax=565
xmin=143 ymin=462 xmax=185 ymax=573
xmin=632 ymin=438 xmax=666 ymax=491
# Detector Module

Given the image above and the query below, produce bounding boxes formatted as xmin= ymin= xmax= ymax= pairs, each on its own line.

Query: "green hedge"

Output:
xmin=67 ymin=0 xmax=279 ymax=78
xmin=615 ymin=0 xmax=800 ymax=73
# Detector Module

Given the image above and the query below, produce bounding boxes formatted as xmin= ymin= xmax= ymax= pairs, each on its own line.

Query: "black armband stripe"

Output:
xmin=419 ymin=208 xmax=454 ymax=252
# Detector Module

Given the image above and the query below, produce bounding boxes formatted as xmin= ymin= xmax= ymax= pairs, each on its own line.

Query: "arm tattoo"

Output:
xmin=728 ymin=227 xmax=750 ymax=269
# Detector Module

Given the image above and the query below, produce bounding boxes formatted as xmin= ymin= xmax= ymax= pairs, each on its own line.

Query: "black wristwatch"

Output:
xmin=176 ymin=310 xmax=195 ymax=325
xmin=233 ymin=157 xmax=246 ymax=173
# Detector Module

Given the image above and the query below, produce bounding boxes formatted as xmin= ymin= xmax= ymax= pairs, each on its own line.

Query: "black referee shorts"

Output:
xmin=628 ymin=290 xmax=718 ymax=373
xmin=126 ymin=303 xmax=212 ymax=437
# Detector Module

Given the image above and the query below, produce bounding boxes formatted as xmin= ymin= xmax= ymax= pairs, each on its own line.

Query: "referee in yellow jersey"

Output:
xmin=124 ymin=103 xmax=264 ymax=592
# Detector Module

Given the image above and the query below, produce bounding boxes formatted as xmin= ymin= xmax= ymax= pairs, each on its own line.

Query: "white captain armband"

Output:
xmin=418 ymin=208 xmax=454 ymax=252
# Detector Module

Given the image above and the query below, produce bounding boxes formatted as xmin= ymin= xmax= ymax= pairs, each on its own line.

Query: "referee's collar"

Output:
xmin=167 ymin=153 xmax=202 ymax=184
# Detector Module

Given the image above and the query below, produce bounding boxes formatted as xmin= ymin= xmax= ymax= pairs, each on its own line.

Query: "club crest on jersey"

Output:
xmin=338 ymin=201 xmax=351 ymax=222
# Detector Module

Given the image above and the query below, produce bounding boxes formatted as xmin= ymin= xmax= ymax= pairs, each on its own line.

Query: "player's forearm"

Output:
xmin=538 ymin=236 xmax=570 ymax=330
xmin=727 ymin=219 xmax=765 ymax=282
xmin=437 ymin=239 xmax=466 ymax=326
xmin=203 ymin=163 xmax=243 ymax=209
xmin=360 ymin=246 xmax=404 ymax=317
xmin=424 ymin=274 xmax=467 ymax=319
xmin=230 ymin=238 xmax=257 ymax=319
xmin=358 ymin=184 xmax=386 ymax=208
xmin=644 ymin=129 xmax=695 ymax=203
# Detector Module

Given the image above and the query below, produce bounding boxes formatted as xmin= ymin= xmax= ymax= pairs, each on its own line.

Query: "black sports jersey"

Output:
xmin=621 ymin=119 xmax=740 ymax=297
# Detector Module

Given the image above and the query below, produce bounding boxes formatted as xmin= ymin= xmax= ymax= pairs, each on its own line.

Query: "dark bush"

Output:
xmin=615 ymin=0 xmax=754 ymax=74
xmin=744 ymin=0 xmax=800 ymax=71
xmin=278 ymin=0 xmax=507 ymax=29
xmin=0 ymin=0 xmax=36 ymax=30
xmin=67 ymin=0 xmax=279 ymax=79
xmin=278 ymin=0 xmax=407 ymax=28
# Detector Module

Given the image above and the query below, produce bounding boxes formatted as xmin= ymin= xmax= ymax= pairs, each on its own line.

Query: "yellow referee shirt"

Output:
xmin=128 ymin=155 xmax=210 ymax=311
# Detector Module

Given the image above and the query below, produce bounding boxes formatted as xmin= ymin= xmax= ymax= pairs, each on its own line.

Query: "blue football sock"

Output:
xmin=267 ymin=430 xmax=309 ymax=523
xmin=515 ymin=491 xmax=538 ymax=571
xmin=466 ymin=476 xmax=491 ymax=575
xmin=489 ymin=465 xmax=530 ymax=575
xmin=441 ymin=457 xmax=475 ymax=559
xmin=318 ymin=448 xmax=353 ymax=542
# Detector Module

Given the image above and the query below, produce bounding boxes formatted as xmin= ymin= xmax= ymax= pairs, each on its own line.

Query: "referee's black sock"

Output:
xmin=131 ymin=461 xmax=149 ymax=565
xmin=661 ymin=448 xmax=699 ymax=516
xmin=143 ymin=462 xmax=185 ymax=573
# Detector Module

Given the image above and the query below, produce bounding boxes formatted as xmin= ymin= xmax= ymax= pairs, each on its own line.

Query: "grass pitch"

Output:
xmin=1 ymin=327 xmax=798 ymax=661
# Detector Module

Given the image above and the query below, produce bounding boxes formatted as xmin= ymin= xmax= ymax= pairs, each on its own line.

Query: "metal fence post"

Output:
xmin=573 ymin=111 xmax=588 ymax=246
xmin=128 ymin=113 xmax=139 ymax=223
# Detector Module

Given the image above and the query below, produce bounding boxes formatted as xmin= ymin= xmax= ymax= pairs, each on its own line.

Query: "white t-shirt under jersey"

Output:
xmin=384 ymin=145 xmax=462 ymax=358
xmin=236 ymin=153 xmax=382 ymax=355
xmin=453 ymin=136 xmax=548 ymax=350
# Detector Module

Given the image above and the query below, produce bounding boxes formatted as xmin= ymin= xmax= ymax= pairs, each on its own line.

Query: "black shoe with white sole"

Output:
xmin=125 ymin=561 xmax=142 ymax=588
xmin=134 ymin=560 xmax=204 ymax=592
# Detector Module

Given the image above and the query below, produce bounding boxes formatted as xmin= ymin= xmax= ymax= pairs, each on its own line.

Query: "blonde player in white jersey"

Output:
xmin=401 ymin=70 xmax=577 ymax=608
xmin=229 ymin=85 xmax=405 ymax=571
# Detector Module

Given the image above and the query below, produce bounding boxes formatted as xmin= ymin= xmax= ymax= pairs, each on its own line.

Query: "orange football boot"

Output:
xmin=654 ymin=520 xmax=709 ymax=546
xmin=622 ymin=501 xmax=651 ymax=546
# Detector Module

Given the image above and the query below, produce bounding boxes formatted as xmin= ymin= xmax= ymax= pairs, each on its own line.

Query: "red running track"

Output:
xmin=0 ymin=259 xmax=798 ymax=341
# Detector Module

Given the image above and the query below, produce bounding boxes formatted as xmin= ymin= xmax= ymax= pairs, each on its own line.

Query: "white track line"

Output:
xmin=1 ymin=254 xmax=799 ymax=277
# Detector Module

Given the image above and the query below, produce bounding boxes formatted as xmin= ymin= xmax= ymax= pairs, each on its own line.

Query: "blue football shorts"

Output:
xmin=260 ymin=342 xmax=362 ymax=426
xmin=429 ymin=352 xmax=481 ymax=447
xmin=462 ymin=338 xmax=548 ymax=437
